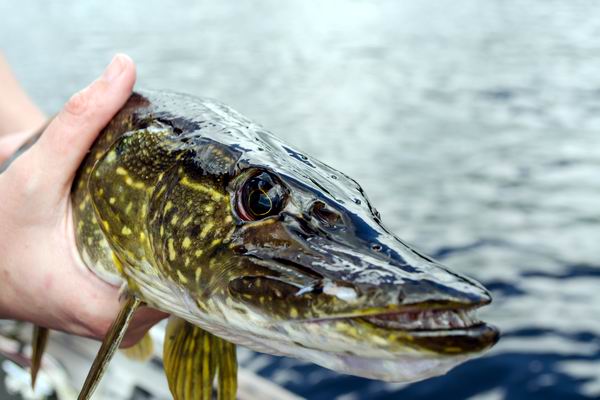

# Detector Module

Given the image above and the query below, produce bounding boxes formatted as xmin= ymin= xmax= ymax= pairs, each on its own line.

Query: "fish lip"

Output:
xmin=298 ymin=299 xmax=490 ymax=324
xmin=399 ymin=322 xmax=500 ymax=354
xmin=304 ymin=304 xmax=500 ymax=354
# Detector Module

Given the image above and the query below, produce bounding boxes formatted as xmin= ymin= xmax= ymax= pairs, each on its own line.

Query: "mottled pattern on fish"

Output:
xmin=72 ymin=94 xmax=237 ymax=294
xmin=70 ymin=90 xmax=498 ymax=385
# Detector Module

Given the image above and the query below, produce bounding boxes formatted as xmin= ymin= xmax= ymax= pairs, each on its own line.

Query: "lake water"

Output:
xmin=1 ymin=1 xmax=599 ymax=399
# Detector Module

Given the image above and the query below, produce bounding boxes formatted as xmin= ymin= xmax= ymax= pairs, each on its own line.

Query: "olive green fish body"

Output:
xmin=72 ymin=92 xmax=238 ymax=310
xmin=71 ymin=90 xmax=499 ymax=385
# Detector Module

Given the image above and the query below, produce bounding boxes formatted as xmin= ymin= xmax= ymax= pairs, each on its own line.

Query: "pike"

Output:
xmin=13 ymin=91 xmax=498 ymax=399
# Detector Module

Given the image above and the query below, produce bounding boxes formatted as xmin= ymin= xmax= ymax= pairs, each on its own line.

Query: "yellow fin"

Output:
xmin=30 ymin=325 xmax=49 ymax=388
xmin=217 ymin=338 xmax=237 ymax=400
xmin=163 ymin=317 xmax=237 ymax=400
xmin=121 ymin=332 xmax=154 ymax=361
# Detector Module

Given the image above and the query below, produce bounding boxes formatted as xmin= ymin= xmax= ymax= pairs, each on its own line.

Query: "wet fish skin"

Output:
xmin=68 ymin=89 xmax=498 ymax=391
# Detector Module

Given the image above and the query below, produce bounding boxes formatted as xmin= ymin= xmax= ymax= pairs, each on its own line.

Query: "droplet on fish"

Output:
xmin=323 ymin=281 xmax=358 ymax=302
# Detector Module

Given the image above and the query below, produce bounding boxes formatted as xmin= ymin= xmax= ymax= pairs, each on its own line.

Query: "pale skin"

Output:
xmin=0 ymin=53 xmax=166 ymax=346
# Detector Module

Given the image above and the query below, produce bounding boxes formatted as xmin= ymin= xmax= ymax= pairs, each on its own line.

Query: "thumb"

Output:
xmin=19 ymin=54 xmax=136 ymax=191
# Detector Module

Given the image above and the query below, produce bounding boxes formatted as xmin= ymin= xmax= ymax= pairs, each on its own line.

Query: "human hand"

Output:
xmin=0 ymin=54 xmax=167 ymax=346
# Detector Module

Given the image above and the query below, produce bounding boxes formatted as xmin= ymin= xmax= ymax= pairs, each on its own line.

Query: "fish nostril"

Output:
xmin=371 ymin=243 xmax=383 ymax=252
xmin=310 ymin=201 xmax=342 ymax=227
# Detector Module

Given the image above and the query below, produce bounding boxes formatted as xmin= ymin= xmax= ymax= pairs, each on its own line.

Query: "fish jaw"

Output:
xmin=225 ymin=210 xmax=497 ymax=331
xmin=171 ymin=289 xmax=497 ymax=383
xmin=283 ymin=347 xmax=473 ymax=382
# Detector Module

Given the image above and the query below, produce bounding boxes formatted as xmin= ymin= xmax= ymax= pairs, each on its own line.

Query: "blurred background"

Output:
xmin=1 ymin=1 xmax=599 ymax=399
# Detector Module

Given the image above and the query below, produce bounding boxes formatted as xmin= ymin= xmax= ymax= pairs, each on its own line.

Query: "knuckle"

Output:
xmin=63 ymin=89 xmax=89 ymax=117
xmin=56 ymin=80 xmax=108 ymax=136
xmin=84 ymin=315 xmax=113 ymax=340
xmin=68 ymin=303 xmax=113 ymax=339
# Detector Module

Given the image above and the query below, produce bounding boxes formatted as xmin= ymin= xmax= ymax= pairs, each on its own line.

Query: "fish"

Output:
xmin=12 ymin=90 xmax=499 ymax=399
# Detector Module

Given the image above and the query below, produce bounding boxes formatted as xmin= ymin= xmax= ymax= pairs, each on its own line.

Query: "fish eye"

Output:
xmin=237 ymin=171 xmax=288 ymax=221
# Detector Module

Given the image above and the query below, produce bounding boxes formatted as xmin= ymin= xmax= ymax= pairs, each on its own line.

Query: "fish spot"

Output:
xmin=79 ymin=200 xmax=87 ymax=211
xmin=116 ymin=167 xmax=128 ymax=176
xmin=177 ymin=270 xmax=188 ymax=284
xmin=106 ymin=151 xmax=116 ymax=163
xmin=182 ymin=237 xmax=192 ymax=249
xmin=200 ymin=222 xmax=214 ymax=239
xmin=171 ymin=215 xmax=179 ymax=225
xmin=180 ymin=176 xmax=223 ymax=201
xmin=121 ymin=226 xmax=132 ymax=236
xmin=109 ymin=197 xmax=116 ymax=205
xmin=233 ymin=306 xmax=248 ymax=315
xmin=183 ymin=216 xmax=194 ymax=226
xmin=194 ymin=249 xmax=203 ymax=257
xmin=168 ymin=238 xmax=177 ymax=261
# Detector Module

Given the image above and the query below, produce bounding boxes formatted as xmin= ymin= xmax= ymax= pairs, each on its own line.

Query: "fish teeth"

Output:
xmin=364 ymin=308 xmax=478 ymax=331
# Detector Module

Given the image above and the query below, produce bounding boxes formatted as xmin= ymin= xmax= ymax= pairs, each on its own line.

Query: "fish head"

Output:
xmin=144 ymin=95 xmax=499 ymax=382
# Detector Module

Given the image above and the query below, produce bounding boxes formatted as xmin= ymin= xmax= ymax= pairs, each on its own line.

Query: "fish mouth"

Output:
xmin=311 ymin=304 xmax=499 ymax=355
xmin=361 ymin=306 xmax=482 ymax=331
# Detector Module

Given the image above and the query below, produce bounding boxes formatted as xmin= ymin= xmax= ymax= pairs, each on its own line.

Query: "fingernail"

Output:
xmin=102 ymin=54 xmax=125 ymax=82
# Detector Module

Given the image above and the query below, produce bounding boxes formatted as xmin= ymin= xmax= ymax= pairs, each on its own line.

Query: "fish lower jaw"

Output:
xmin=361 ymin=308 xmax=481 ymax=332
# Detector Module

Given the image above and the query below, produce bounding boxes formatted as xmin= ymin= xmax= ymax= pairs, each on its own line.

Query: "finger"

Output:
xmin=0 ymin=130 xmax=35 ymax=165
xmin=23 ymin=54 xmax=136 ymax=189
xmin=121 ymin=308 xmax=168 ymax=348
xmin=132 ymin=306 xmax=169 ymax=326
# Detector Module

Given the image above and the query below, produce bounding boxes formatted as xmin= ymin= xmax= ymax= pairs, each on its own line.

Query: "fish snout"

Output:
xmin=307 ymin=236 xmax=493 ymax=314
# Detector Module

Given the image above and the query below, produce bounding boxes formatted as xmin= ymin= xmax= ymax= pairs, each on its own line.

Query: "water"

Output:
xmin=1 ymin=1 xmax=599 ymax=399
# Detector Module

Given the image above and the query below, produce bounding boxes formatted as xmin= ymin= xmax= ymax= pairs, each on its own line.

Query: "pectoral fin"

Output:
xmin=30 ymin=325 xmax=49 ymax=388
xmin=121 ymin=331 xmax=154 ymax=361
xmin=163 ymin=317 xmax=238 ymax=400
xmin=78 ymin=295 xmax=142 ymax=400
